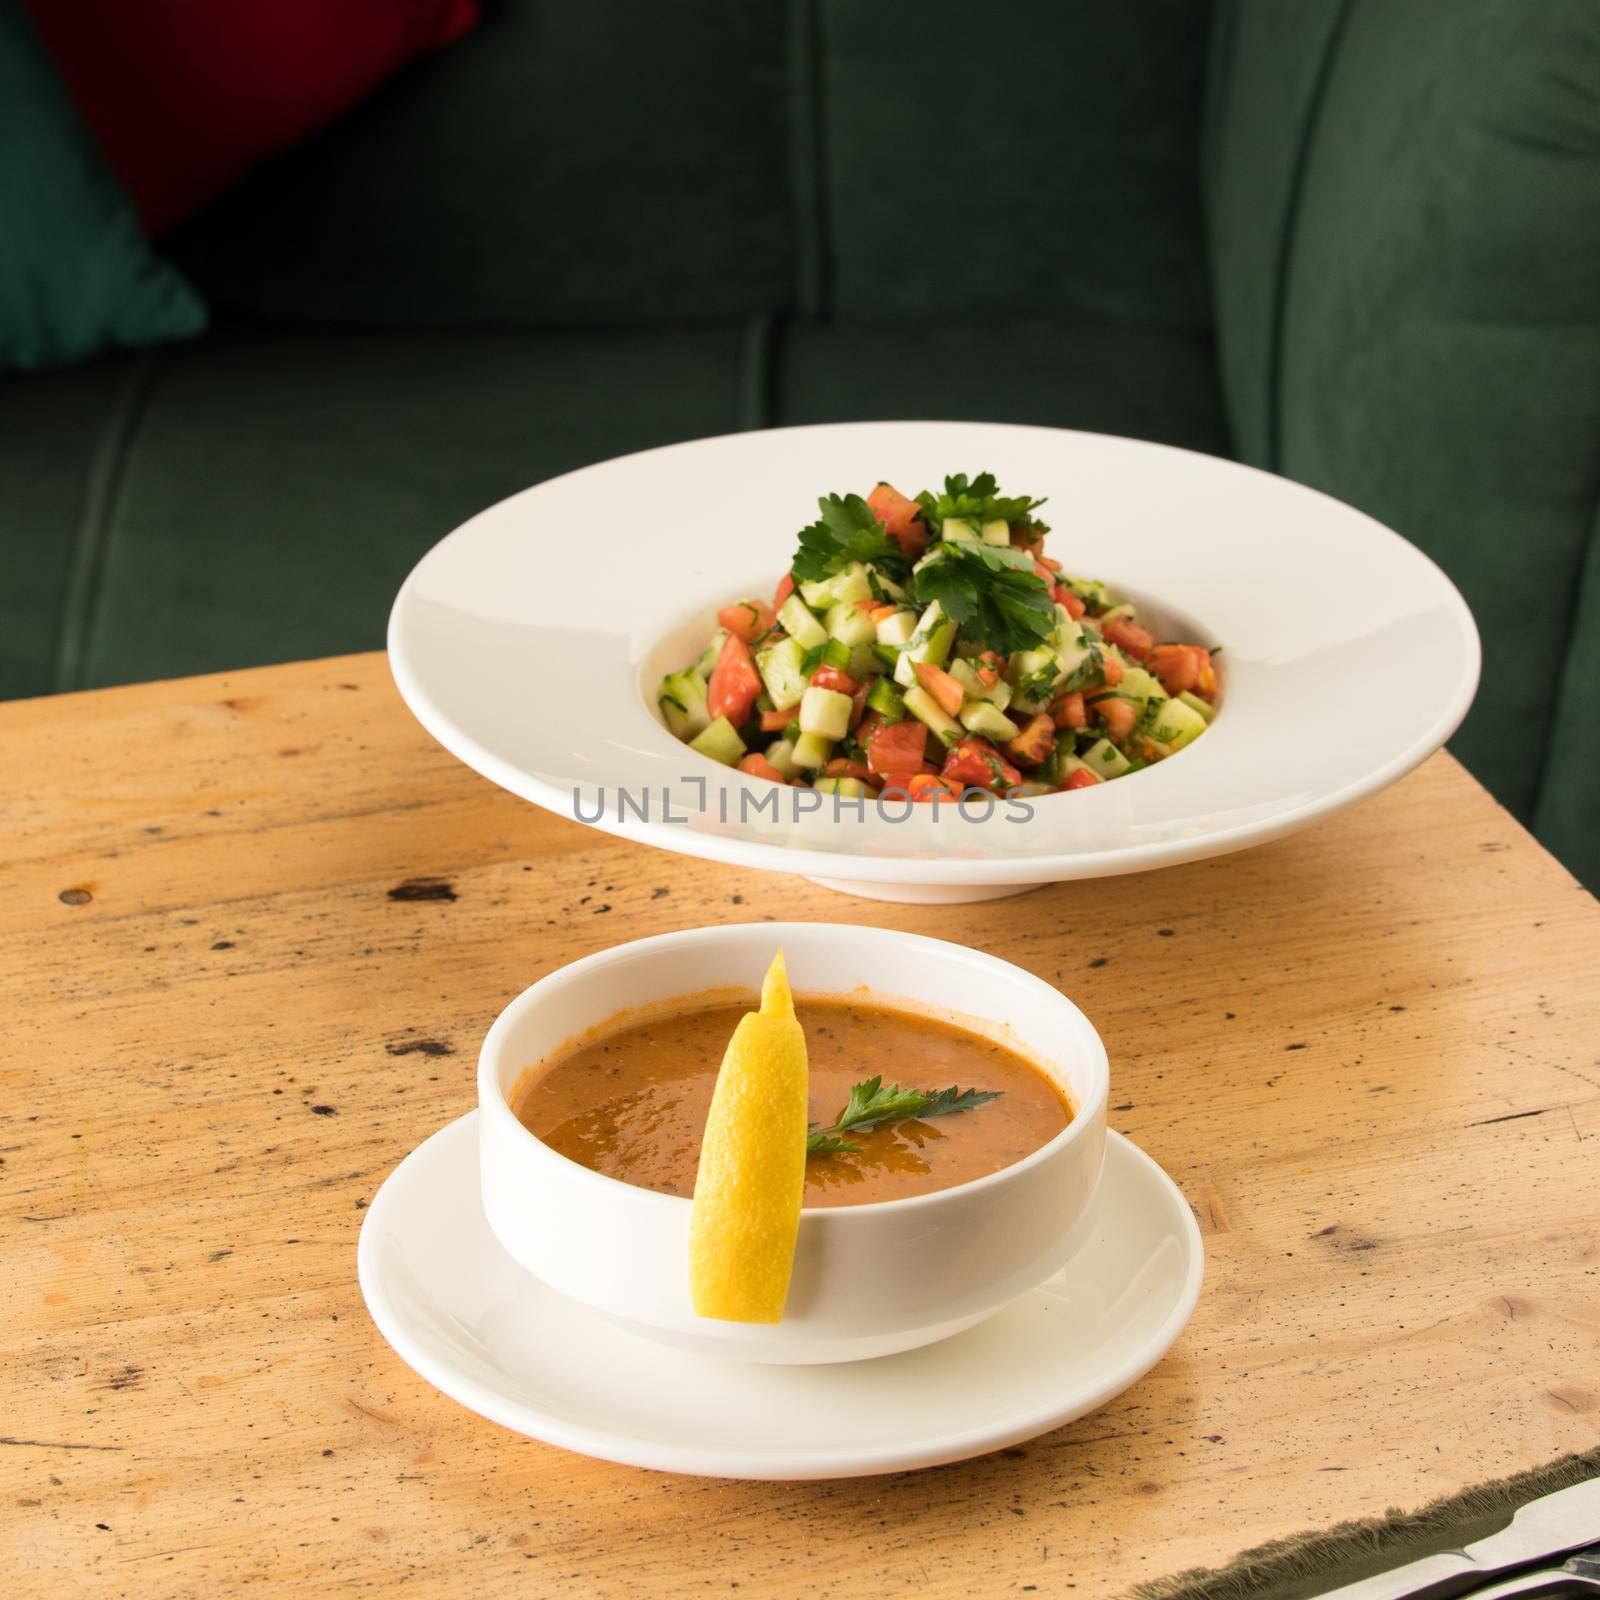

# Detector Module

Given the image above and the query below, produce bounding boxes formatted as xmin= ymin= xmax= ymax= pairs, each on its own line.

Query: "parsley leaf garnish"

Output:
xmin=916 ymin=1085 xmax=1007 ymax=1119
xmin=805 ymin=1074 xmax=1003 ymax=1156
xmin=914 ymin=471 xmax=1049 ymax=536
xmin=912 ymin=542 xmax=1055 ymax=655
xmin=792 ymin=493 xmax=908 ymax=583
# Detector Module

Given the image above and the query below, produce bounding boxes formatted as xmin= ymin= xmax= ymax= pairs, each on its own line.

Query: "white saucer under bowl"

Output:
xmin=357 ymin=1114 xmax=1203 ymax=1480
xmin=387 ymin=419 xmax=1479 ymax=902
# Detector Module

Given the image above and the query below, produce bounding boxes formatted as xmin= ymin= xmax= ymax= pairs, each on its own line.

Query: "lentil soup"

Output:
xmin=513 ymin=996 xmax=1072 ymax=1207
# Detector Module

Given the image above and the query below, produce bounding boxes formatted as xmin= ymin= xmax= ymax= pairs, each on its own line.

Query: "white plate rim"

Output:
xmin=357 ymin=1113 xmax=1205 ymax=1479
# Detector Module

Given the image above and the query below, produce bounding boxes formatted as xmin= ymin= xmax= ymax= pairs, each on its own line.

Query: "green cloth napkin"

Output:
xmin=1139 ymin=1448 xmax=1600 ymax=1600
xmin=0 ymin=0 xmax=205 ymax=370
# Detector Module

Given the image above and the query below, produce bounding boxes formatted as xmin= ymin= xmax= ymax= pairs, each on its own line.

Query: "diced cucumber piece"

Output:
xmin=813 ymin=775 xmax=876 ymax=799
xmin=866 ymin=677 xmax=906 ymax=720
xmin=948 ymin=658 xmax=983 ymax=697
xmin=949 ymin=657 xmax=1011 ymax=707
xmin=803 ymin=637 xmax=852 ymax=675
xmin=1008 ymin=646 xmax=1063 ymax=711
xmin=1148 ymin=695 xmax=1208 ymax=750
xmin=846 ymin=643 xmax=880 ymax=681
xmin=942 ymin=516 xmax=979 ymax=543
xmin=1082 ymin=737 xmax=1132 ymax=779
xmin=777 ymin=593 xmax=827 ymax=650
xmin=799 ymin=685 xmax=853 ymax=740
xmin=755 ymin=637 xmax=809 ymax=711
xmin=1064 ymin=574 xmax=1110 ymax=612
xmin=979 ymin=518 xmax=1011 ymax=546
xmin=658 ymin=669 xmax=711 ymax=739
xmin=1049 ymin=612 xmax=1092 ymax=675
xmin=763 ymin=738 xmax=800 ymax=779
xmin=800 ymin=562 xmax=872 ymax=609
xmin=1178 ymin=689 xmax=1217 ymax=723
xmin=825 ymin=601 xmax=878 ymax=648
xmin=892 ymin=601 xmax=958 ymax=688
xmin=903 ymin=684 xmax=963 ymax=746
xmin=695 ymin=628 xmax=727 ymax=680
xmin=1120 ymin=665 xmax=1167 ymax=716
xmin=959 ymin=700 xmax=1020 ymax=741
xmin=1099 ymin=601 xmax=1138 ymax=629
xmin=790 ymin=730 xmax=834 ymax=770
xmin=688 ymin=716 xmax=745 ymax=767
xmin=868 ymin=569 xmax=908 ymax=602
xmin=832 ymin=565 xmax=872 ymax=606
xmin=875 ymin=608 xmax=919 ymax=649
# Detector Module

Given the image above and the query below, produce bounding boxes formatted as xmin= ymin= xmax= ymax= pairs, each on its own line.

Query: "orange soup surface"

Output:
xmin=513 ymin=996 xmax=1072 ymax=1207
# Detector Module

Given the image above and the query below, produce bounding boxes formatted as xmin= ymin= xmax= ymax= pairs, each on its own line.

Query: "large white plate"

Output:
xmin=388 ymin=421 xmax=1479 ymax=900
xmin=357 ymin=1114 xmax=1203 ymax=1479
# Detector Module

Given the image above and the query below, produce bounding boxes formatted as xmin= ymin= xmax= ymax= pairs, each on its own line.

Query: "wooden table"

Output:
xmin=4 ymin=653 xmax=1598 ymax=1599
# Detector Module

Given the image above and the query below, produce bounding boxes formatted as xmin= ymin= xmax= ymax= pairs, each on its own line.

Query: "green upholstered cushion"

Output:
xmin=22 ymin=327 xmax=749 ymax=692
xmin=775 ymin=317 xmax=1230 ymax=458
xmin=1206 ymin=0 xmax=1600 ymax=885
xmin=0 ymin=352 xmax=139 ymax=696
xmin=819 ymin=0 xmax=1212 ymax=329
xmin=166 ymin=0 xmax=795 ymax=329
xmin=0 ymin=2 xmax=205 ymax=370
xmin=1201 ymin=0 xmax=1348 ymax=467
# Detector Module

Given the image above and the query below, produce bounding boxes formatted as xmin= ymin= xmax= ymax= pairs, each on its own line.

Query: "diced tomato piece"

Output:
xmin=1148 ymin=643 xmax=1200 ymax=696
xmin=1091 ymin=694 xmax=1138 ymax=743
xmin=1054 ymin=584 xmax=1086 ymax=619
xmin=867 ymin=601 xmax=897 ymax=622
xmin=1062 ymin=767 xmax=1102 ymax=791
xmin=824 ymin=757 xmax=875 ymax=783
xmin=1102 ymin=617 xmax=1154 ymax=661
xmin=856 ymin=709 xmax=886 ymax=745
xmin=849 ymin=681 xmax=870 ymax=729
xmin=737 ymin=753 xmax=786 ymax=784
xmin=760 ymin=704 xmax=798 ymax=732
xmin=973 ymin=650 xmax=1005 ymax=688
xmin=865 ymin=718 xmax=928 ymax=784
xmin=1097 ymin=647 xmax=1125 ymax=687
xmin=912 ymin=661 xmax=964 ymax=718
xmin=1035 ymin=553 xmax=1061 ymax=574
xmin=941 ymin=738 xmax=1021 ymax=793
xmin=1007 ymin=713 xmax=1056 ymax=768
xmin=717 ymin=599 xmax=776 ymax=644
xmin=905 ymin=773 xmax=962 ymax=803
xmin=773 ymin=572 xmax=795 ymax=610
xmin=707 ymin=632 xmax=762 ymax=725
xmin=1051 ymin=691 xmax=1087 ymax=730
xmin=811 ymin=664 xmax=860 ymax=695
xmin=1032 ymin=560 xmax=1056 ymax=588
xmin=867 ymin=482 xmax=928 ymax=560
xmin=1195 ymin=663 xmax=1217 ymax=701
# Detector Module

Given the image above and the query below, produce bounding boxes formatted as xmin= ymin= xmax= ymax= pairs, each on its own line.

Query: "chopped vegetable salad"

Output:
xmin=657 ymin=472 xmax=1218 ymax=801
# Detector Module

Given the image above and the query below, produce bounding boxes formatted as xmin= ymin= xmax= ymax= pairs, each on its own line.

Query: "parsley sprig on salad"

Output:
xmin=657 ymin=471 xmax=1219 ymax=800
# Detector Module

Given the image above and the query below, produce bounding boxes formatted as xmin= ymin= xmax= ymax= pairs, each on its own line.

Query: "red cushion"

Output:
xmin=23 ymin=0 xmax=481 ymax=235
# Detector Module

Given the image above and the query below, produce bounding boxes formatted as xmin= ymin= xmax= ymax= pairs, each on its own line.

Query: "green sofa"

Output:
xmin=4 ymin=0 xmax=1597 ymax=885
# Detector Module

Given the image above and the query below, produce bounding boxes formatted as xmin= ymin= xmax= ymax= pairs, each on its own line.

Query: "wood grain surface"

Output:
xmin=3 ymin=653 xmax=1597 ymax=1600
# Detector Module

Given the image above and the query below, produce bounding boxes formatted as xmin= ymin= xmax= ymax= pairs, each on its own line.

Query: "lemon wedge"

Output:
xmin=687 ymin=951 xmax=808 ymax=1323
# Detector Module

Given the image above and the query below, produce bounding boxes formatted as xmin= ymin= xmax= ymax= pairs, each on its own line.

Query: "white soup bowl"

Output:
xmin=478 ymin=922 xmax=1109 ymax=1363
